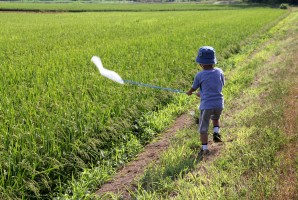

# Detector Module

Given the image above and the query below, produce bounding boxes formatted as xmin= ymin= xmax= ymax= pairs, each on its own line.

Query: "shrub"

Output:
xmin=279 ymin=3 xmax=288 ymax=9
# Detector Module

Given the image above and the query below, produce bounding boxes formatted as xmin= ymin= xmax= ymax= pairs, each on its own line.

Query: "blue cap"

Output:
xmin=196 ymin=46 xmax=217 ymax=64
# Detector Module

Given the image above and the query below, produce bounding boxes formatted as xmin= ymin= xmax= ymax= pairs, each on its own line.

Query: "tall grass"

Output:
xmin=0 ymin=7 xmax=286 ymax=199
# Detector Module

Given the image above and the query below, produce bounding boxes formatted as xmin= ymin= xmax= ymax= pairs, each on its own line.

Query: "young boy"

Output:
xmin=186 ymin=46 xmax=225 ymax=158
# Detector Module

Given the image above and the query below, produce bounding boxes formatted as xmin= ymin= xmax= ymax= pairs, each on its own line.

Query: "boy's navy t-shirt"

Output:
xmin=192 ymin=67 xmax=225 ymax=110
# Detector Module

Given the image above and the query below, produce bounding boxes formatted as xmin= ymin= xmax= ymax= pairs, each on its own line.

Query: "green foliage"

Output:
xmin=245 ymin=0 xmax=295 ymax=5
xmin=279 ymin=3 xmax=288 ymax=9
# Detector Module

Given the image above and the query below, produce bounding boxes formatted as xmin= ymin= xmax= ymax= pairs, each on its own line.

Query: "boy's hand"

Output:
xmin=186 ymin=88 xmax=196 ymax=96
xmin=196 ymin=92 xmax=200 ymax=97
xmin=186 ymin=91 xmax=193 ymax=96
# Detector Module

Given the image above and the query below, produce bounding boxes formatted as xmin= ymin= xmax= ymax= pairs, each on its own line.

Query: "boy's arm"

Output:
xmin=188 ymin=73 xmax=201 ymax=96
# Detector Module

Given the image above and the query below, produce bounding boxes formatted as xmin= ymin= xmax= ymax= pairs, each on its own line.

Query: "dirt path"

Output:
xmin=95 ymin=113 xmax=194 ymax=198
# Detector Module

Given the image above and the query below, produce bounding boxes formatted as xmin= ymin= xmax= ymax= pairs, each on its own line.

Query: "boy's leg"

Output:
xmin=200 ymin=133 xmax=208 ymax=149
xmin=212 ymin=119 xmax=220 ymax=133
xmin=212 ymin=119 xmax=220 ymax=127
xmin=211 ymin=109 xmax=223 ymax=142
xmin=198 ymin=134 xmax=209 ymax=160
xmin=199 ymin=110 xmax=212 ymax=150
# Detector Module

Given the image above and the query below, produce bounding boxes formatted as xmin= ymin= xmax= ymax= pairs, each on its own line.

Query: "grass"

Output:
xmin=0 ymin=5 xmax=289 ymax=199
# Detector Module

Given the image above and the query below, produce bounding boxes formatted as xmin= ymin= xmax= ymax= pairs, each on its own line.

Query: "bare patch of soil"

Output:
xmin=95 ymin=113 xmax=194 ymax=198
xmin=271 ymin=85 xmax=298 ymax=200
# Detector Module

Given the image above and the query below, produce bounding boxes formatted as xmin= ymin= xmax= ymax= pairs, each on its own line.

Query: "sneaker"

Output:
xmin=197 ymin=148 xmax=210 ymax=160
xmin=213 ymin=132 xmax=222 ymax=143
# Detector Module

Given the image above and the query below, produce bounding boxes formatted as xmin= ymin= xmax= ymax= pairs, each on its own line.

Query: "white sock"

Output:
xmin=202 ymin=144 xmax=208 ymax=150
xmin=213 ymin=126 xmax=220 ymax=133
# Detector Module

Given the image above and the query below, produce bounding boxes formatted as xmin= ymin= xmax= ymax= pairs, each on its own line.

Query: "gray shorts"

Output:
xmin=199 ymin=109 xmax=223 ymax=134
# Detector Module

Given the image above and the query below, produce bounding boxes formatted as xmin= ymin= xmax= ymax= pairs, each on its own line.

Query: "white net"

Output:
xmin=91 ymin=56 xmax=124 ymax=84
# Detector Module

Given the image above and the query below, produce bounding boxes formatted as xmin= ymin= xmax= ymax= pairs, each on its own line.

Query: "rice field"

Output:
xmin=0 ymin=4 xmax=287 ymax=199
xmin=0 ymin=2 xmax=248 ymax=12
